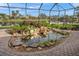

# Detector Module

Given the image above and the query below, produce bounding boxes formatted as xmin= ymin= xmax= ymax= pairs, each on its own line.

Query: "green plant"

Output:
xmin=37 ymin=40 xmax=57 ymax=47
xmin=0 ymin=26 xmax=12 ymax=29
xmin=51 ymin=24 xmax=79 ymax=30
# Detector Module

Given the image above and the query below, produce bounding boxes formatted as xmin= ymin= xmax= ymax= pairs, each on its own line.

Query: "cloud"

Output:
xmin=0 ymin=3 xmax=8 ymax=9
xmin=0 ymin=3 xmax=7 ymax=6
xmin=28 ymin=6 xmax=39 ymax=9
xmin=0 ymin=3 xmax=21 ymax=11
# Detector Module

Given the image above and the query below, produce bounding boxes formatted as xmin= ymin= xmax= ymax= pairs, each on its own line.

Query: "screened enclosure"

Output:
xmin=0 ymin=3 xmax=77 ymax=19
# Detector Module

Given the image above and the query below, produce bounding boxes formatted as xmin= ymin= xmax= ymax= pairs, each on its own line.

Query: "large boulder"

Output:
xmin=39 ymin=26 xmax=49 ymax=37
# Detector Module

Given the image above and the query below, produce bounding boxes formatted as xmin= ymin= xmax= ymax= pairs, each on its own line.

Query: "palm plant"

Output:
xmin=11 ymin=10 xmax=20 ymax=19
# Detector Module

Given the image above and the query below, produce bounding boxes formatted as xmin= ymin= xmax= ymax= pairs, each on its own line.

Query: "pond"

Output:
xmin=17 ymin=31 xmax=65 ymax=47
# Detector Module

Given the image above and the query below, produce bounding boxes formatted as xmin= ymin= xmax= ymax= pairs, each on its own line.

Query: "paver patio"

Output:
xmin=0 ymin=29 xmax=79 ymax=56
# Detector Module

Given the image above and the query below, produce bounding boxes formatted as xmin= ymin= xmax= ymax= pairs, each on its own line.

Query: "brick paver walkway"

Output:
xmin=0 ymin=30 xmax=79 ymax=56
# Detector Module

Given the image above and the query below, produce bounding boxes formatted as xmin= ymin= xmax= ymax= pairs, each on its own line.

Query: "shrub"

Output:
xmin=51 ymin=24 xmax=79 ymax=30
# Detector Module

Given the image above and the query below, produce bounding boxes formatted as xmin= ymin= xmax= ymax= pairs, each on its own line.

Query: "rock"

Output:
xmin=15 ymin=46 xmax=26 ymax=51
xmin=38 ymin=47 xmax=42 ymax=50
xmin=40 ymin=44 xmax=45 ymax=47
xmin=30 ymin=44 xmax=38 ymax=48
xmin=15 ymin=46 xmax=20 ymax=49
xmin=22 ymin=44 xmax=28 ymax=47
xmin=26 ymin=48 xmax=32 ymax=51
xmin=13 ymin=39 xmax=22 ymax=46
xmin=38 ymin=26 xmax=49 ymax=37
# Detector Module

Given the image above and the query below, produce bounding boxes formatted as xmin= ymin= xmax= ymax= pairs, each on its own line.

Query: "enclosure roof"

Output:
xmin=0 ymin=3 xmax=78 ymax=16
xmin=0 ymin=3 xmax=77 ymax=11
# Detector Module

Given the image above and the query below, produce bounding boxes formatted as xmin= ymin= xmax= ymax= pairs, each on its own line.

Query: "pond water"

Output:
xmin=21 ymin=32 xmax=65 ymax=47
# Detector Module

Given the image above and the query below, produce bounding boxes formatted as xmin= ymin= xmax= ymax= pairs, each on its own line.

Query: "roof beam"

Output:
xmin=49 ymin=3 xmax=58 ymax=17
xmin=39 ymin=3 xmax=43 ymax=10
xmin=38 ymin=3 xmax=43 ymax=19
xmin=0 ymin=6 xmax=74 ymax=11
xmin=69 ymin=3 xmax=75 ymax=9
xmin=7 ymin=3 xmax=10 ymax=17
xmin=0 ymin=4 xmax=75 ymax=11
xmin=56 ymin=4 xmax=60 ymax=17
xmin=50 ymin=3 xmax=58 ymax=11
xmin=57 ymin=4 xmax=65 ymax=10
xmin=25 ymin=3 xmax=27 ymax=16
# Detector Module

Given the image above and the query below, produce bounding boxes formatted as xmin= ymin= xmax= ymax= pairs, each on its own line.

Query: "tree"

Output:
xmin=12 ymin=10 xmax=16 ymax=19
xmin=16 ymin=10 xmax=20 ymax=18
xmin=16 ymin=10 xmax=19 ymax=14
xmin=11 ymin=10 xmax=20 ymax=19
xmin=38 ymin=13 xmax=47 ymax=19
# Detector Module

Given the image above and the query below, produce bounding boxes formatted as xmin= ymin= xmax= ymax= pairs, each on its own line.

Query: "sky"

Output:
xmin=0 ymin=3 xmax=78 ymax=16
